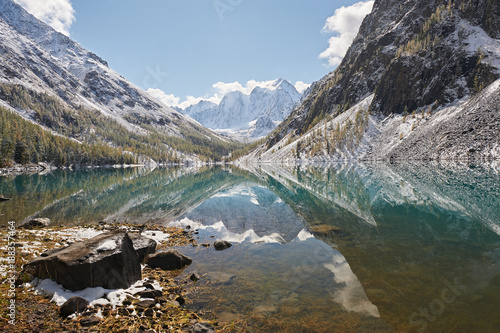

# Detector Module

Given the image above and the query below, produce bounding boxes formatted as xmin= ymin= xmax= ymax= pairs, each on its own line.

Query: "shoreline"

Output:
xmin=0 ymin=222 xmax=237 ymax=332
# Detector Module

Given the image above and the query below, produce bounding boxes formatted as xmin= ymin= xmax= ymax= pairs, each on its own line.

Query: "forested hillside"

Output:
xmin=0 ymin=104 xmax=136 ymax=167
xmin=0 ymin=83 xmax=245 ymax=167
xmin=0 ymin=0 xmax=244 ymax=167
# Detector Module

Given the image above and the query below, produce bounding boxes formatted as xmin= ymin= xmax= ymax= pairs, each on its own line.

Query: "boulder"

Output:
xmin=146 ymin=250 xmax=192 ymax=270
xmin=135 ymin=299 xmax=156 ymax=308
xmin=23 ymin=231 xmax=141 ymax=291
xmin=213 ymin=240 xmax=232 ymax=251
xmin=135 ymin=289 xmax=162 ymax=299
xmin=129 ymin=234 xmax=157 ymax=262
xmin=20 ymin=218 xmax=50 ymax=229
xmin=60 ymin=296 xmax=89 ymax=317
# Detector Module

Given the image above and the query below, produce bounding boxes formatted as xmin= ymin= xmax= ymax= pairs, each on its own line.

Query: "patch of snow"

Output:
xmin=96 ymin=239 xmax=117 ymax=252
xmin=32 ymin=278 xmax=156 ymax=309
xmin=141 ymin=230 xmax=170 ymax=244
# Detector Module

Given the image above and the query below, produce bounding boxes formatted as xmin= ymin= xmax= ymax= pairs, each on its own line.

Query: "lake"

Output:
xmin=1 ymin=162 xmax=499 ymax=332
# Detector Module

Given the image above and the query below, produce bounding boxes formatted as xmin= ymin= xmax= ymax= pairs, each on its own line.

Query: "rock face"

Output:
xmin=182 ymin=79 xmax=302 ymax=140
xmin=59 ymin=296 xmax=89 ymax=317
xmin=24 ymin=231 xmax=141 ymax=291
xmin=146 ymin=250 xmax=192 ymax=270
xmin=258 ymin=0 xmax=500 ymax=162
xmin=130 ymin=234 xmax=157 ymax=263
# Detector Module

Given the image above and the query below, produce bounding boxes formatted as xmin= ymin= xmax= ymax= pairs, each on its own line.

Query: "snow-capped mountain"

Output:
xmin=0 ymin=0 xmax=235 ymax=163
xmin=182 ymin=78 xmax=302 ymax=141
xmin=244 ymin=0 xmax=500 ymax=163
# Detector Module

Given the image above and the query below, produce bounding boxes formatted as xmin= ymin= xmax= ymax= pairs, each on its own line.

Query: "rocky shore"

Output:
xmin=0 ymin=221 xmax=237 ymax=333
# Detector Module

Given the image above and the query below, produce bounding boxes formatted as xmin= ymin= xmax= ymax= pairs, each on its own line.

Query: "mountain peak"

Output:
xmin=183 ymin=78 xmax=302 ymax=140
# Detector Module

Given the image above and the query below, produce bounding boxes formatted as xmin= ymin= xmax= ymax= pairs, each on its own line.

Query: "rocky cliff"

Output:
xmin=252 ymin=0 xmax=499 ymax=163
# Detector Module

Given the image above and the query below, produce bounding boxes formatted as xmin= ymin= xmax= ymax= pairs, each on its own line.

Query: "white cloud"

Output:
xmin=14 ymin=0 xmax=75 ymax=36
xmin=294 ymin=81 xmax=311 ymax=94
xmin=212 ymin=79 xmax=279 ymax=96
xmin=146 ymin=88 xmax=181 ymax=108
xmin=147 ymin=78 xmax=310 ymax=110
xmin=319 ymin=1 xmax=374 ymax=67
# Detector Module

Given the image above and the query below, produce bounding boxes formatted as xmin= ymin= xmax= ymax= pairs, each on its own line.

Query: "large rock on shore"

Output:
xmin=24 ymin=231 xmax=141 ymax=291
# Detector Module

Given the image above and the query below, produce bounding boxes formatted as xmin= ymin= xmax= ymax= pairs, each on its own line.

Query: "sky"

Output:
xmin=14 ymin=0 xmax=374 ymax=109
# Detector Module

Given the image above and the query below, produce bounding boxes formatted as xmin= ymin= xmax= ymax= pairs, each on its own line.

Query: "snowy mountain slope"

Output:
xmin=0 ymin=0 xmax=237 ymax=163
xmin=182 ymin=78 xmax=302 ymax=141
xmin=249 ymin=0 xmax=500 ymax=163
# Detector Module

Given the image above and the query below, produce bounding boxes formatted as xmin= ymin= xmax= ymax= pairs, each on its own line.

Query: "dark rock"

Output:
xmin=142 ymin=282 xmax=155 ymax=290
xmin=146 ymin=250 xmax=192 ymax=270
xmin=144 ymin=308 xmax=155 ymax=317
xmin=189 ymin=273 xmax=200 ymax=283
xmin=130 ymin=234 xmax=157 ymax=262
xmin=157 ymin=296 xmax=168 ymax=304
xmin=81 ymin=310 xmax=95 ymax=317
xmin=60 ymin=296 xmax=89 ymax=317
xmin=175 ymin=296 xmax=185 ymax=305
xmin=135 ymin=300 xmax=156 ymax=308
xmin=23 ymin=231 xmax=141 ymax=291
xmin=135 ymin=289 xmax=162 ymax=299
xmin=80 ymin=316 xmax=101 ymax=327
xmin=213 ymin=240 xmax=232 ymax=251
xmin=20 ymin=218 xmax=50 ymax=229
xmin=118 ymin=308 xmax=130 ymax=316
xmin=187 ymin=323 xmax=216 ymax=333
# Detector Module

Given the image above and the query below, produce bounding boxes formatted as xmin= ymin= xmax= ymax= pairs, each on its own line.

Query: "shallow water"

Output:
xmin=1 ymin=163 xmax=499 ymax=332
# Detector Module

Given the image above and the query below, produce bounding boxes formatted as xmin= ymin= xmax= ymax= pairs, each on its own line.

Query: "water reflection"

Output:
xmin=1 ymin=162 xmax=499 ymax=332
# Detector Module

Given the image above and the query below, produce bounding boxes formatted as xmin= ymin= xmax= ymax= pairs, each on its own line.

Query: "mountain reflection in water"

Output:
xmin=1 ymin=162 xmax=499 ymax=332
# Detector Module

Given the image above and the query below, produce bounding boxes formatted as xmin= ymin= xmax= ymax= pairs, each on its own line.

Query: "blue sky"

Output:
xmin=15 ymin=0 xmax=374 ymax=108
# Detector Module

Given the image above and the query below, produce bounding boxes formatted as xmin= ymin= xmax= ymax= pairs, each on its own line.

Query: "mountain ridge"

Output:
xmin=181 ymin=78 xmax=302 ymax=141
xmin=243 ymin=0 xmax=500 ymax=163
xmin=0 ymin=0 xmax=242 ymax=165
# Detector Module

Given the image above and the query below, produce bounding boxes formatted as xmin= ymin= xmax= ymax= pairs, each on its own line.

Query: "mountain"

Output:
xmin=243 ymin=0 xmax=500 ymax=163
xmin=0 ymin=0 xmax=241 ymax=166
xmin=181 ymin=78 xmax=302 ymax=141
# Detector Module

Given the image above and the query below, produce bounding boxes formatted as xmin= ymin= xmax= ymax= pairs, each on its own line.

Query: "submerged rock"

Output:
xmin=24 ymin=231 xmax=141 ymax=291
xmin=187 ymin=322 xmax=216 ymax=333
xmin=213 ymin=240 xmax=232 ymax=251
xmin=60 ymin=296 xmax=89 ymax=317
xmin=146 ymin=250 xmax=192 ymax=270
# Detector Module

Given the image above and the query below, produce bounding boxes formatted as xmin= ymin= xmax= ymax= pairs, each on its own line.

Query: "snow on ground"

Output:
xmin=140 ymin=230 xmax=170 ymax=243
xmin=31 ymin=277 xmax=162 ymax=308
